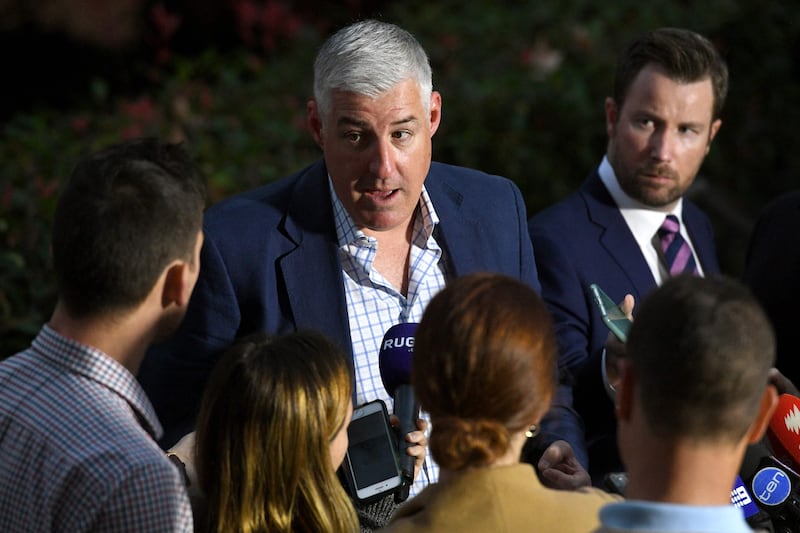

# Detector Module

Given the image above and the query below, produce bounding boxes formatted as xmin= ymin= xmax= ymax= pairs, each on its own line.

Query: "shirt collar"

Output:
xmin=33 ymin=324 xmax=164 ymax=440
xmin=600 ymin=500 xmax=752 ymax=532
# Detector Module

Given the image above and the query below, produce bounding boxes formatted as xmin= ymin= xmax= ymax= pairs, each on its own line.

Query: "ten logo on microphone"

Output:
xmin=751 ymin=466 xmax=792 ymax=506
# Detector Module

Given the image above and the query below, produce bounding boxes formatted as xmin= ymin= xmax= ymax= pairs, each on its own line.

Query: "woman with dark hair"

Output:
xmin=383 ymin=273 xmax=617 ymax=532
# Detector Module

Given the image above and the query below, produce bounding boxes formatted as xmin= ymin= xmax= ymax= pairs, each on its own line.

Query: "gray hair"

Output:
xmin=313 ymin=19 xmax=433 ymax=122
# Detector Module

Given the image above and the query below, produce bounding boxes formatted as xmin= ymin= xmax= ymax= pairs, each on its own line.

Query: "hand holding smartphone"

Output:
xmin=589 ymin=283 xmax=632 ymax=343
xmin=589 ymin=284 xmax=633 ymax=401
xmin=341 ymin=399 xmax=403 ymax=504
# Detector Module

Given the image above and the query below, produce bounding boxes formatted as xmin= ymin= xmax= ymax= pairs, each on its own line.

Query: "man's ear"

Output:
xmin=746 ymin=384 xmax=779 ymax=444
xmin=428 ymin=91 xmax=442 ymax=138
xmin=161 ymin=261 xmax=193 ymax=309
xmin=605 ymin=97 xmax=619 ymax=138
xmin=615 ymin=358 xmax=635 ymax=422
xmin=307 ymin=99 xmax=325 ymax=148
xmin=705 ymin=118 xmax=723 ymax=155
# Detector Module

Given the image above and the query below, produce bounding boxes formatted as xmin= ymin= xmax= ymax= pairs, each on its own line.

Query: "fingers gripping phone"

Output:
xmin=342 ymin=399 xmax=403 ymax=503
xmin=589 ymin=283 xmax=632 ymax=343
xmin=590 ymin=283 xmax=632 ymax=401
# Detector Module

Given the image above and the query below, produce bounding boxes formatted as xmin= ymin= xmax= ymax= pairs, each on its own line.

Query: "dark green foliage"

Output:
xmin=2 ymin=1 xmax=798 ymax=356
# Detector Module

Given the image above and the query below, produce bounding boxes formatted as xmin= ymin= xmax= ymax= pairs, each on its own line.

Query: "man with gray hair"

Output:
xmin=140 ymin=19 xmax=564 ymax=528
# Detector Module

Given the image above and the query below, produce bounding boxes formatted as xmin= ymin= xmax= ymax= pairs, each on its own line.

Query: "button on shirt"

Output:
xmin=0 ymin=325 xmax=193 ymax=532
xmin=332 ymin=180 xmax=448 ymax=497
xmin=598 ymin=156 xmax=704 ymax=285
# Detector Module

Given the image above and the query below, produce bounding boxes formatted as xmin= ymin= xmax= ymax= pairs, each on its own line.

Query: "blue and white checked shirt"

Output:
xmin=331 ymin=180 xmax=448 ymax=497
xmin=0 ymin=325 xmax=192 ymax=532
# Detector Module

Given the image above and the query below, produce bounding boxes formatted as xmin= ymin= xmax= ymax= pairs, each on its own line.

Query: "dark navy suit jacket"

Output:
xmin=743 ymin=190 xmax=800 ymax=387
xmin=528 ymin=169 xmax=719 ymax=483
xmin=139 ymin=159 xmax=540 ymax=445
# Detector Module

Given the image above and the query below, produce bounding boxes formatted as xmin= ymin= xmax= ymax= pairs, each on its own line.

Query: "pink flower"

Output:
xmin=151 ymin=3 xmax=182 ymax=41
xmin=71 ymin=115 xmax=90 ymax=134
xmin=122 ymin=97 xmax=157 ymax=123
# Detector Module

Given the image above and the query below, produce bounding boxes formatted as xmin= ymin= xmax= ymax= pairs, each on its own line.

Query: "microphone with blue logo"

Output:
xmin=730 ymin=473 xmax=773 ymax=530
xmin=731 ymin=474 xmax=761 ymax=518
xmin=741 ymin=441 xmax=800 ymax=532
xmin=378 ymin=322 xmax=419 ymax=503
xmin=605 ymin=468 xmax=772 ymax=528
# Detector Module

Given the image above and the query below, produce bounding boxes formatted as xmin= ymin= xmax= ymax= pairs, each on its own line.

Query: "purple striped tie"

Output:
xmin=657 ymin=215 xmax=698 ymax=276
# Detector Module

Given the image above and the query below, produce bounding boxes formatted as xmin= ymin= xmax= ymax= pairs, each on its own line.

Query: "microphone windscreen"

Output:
xmin=767 ymin=393 xmax=800 ymax=471
xmin=378 ymin=323 xmax=418 ymax=397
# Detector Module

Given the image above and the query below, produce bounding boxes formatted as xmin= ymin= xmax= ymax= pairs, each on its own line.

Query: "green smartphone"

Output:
xmin=589 ymin=283 xmax=632 ymax=343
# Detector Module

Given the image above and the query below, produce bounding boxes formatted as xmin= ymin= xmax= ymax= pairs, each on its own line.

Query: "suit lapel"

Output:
xmin=682 ymin=202 xmax=720 ymax=274
xmin=277 ymin=161 xmax=353 ymax=357
xmin=425 ymin=175 xmax=487 ymax=278
xmin=582 ymin=172 xmax=657 ymax=297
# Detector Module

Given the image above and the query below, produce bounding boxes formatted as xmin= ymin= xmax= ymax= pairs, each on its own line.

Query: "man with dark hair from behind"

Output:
xmin=0 ymin=138 xmax=206 ymax=531
xmin=594 ymin=275 xmax=778 ymax=532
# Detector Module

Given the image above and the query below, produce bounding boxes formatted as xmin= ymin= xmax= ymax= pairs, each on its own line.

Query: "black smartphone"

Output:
xmin=341 ymin=399 xmax=403 ymax=503
xmin=589 ymin=283 xmax=632 ymax=343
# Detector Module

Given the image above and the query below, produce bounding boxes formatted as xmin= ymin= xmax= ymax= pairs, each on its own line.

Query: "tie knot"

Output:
xmin=659 ymin=214 xmax=681 ymax=236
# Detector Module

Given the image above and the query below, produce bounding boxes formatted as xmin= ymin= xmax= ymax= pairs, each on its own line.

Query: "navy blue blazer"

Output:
xmin=528 ymin=169 xmax=719 ymax=483
xmin=140 ymin=159 xmax=540 ymax=445
xmin=743 ymin=190 xmax=800 ymax=387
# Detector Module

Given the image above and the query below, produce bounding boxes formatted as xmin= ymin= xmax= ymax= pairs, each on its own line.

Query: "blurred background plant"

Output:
xmin=2 ymin=0 xmax=798 ymax=356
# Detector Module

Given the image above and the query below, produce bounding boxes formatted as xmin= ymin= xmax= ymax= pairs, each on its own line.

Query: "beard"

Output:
xmin=609 ymin=142 xmax=693 ymax=208
xmin=620 ymin=164 xmax=685 ymax=207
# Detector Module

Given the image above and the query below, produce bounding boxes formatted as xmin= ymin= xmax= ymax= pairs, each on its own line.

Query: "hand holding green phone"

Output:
xmin=589 ymin=283 xmax=632 ymax=343
xmin=589 ymin=283 xmax=632 ymax=401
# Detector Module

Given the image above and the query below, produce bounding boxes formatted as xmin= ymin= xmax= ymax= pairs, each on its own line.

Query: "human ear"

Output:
xmin=605 ymin=97 xmax=619 ymax=138
xmin=705 ymin=118 xmax=723 ymax=154
xmin=428 ymin=91 xmax=442 ymax=137
xmin=161 ymin=261 xmax=192 ymax=308
xmin=307 ymin=99 xmax=325 ymax=148
xmin=615 ymin=358 xmax=635 ymax=422
xmin=746 ymin=385 xmax=779 ymax=444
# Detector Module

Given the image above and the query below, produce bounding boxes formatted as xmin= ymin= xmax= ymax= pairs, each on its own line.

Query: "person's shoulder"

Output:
xmin=575 ymin=486 xmax=625 ymax=505
xmin=204 ymin=159 xmax=326 ymax=228
xmin=8 ymin=400 xmax=169 ymax=485
xmin=756 ymin=189 xmax=800 ymax=222
xmin=528 ymin=190 xmax=592 ymax=240
xmin=528 ymin=172 xmax=599 ymax=229
xmin=517 ymin=482 xmax=617 ymax=532
xmin=530 ymin=191 xmax=583 ymax=220
xmin=75 ymin=430 xmax=186 ymax=506
xmin=426 ymin=162 xmax=527 ymax=217
xmin=95 ymin=450 xmax=192 ymax=530
xmin=0 ymin=349 xmax=88 ymax=431
xmin=0 ymin=346 xmax=37 ymax=381
xmin=428 ymin=161 xmax=515 ymax=190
